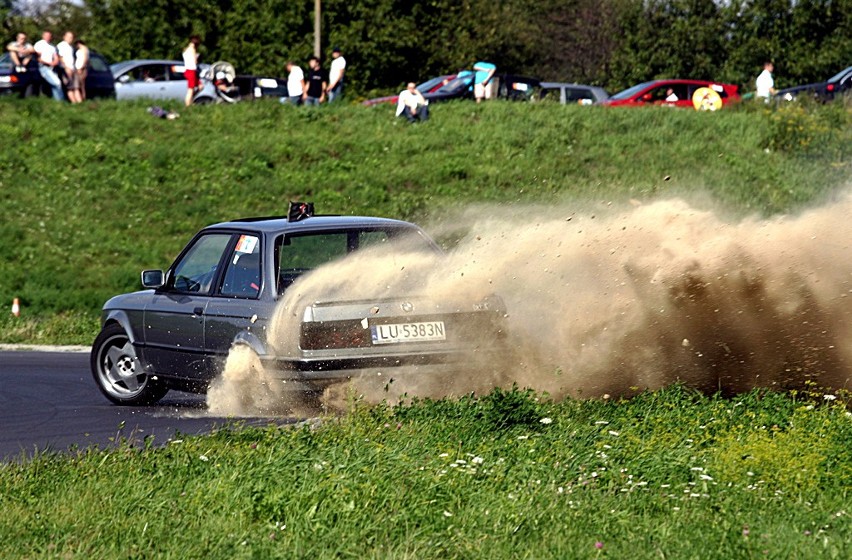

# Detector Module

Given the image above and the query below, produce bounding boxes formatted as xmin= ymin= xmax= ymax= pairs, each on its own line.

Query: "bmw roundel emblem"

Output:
xmin=401 ymin=302 xmax=414 ymax=313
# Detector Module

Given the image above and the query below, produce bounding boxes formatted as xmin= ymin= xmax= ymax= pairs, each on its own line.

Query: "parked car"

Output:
xmin=777 ymin=65 xmax=852 ymax=103
xmin=110 ymin=59 xmax=218 ymax=103
xmin=539 ymin=82 xmax=609 ymax=105
xmin=91 ymin=205 xmax=507 ymax=405
xmin=0 ymin=51 xmax=115 ymax=99
xmin=422 ymin=72 xmax=541 ymax=103
xmin=362 ymin=74 xmax=456 ymax=106
xmin=600 ymin=79 xmax=740 ymax=109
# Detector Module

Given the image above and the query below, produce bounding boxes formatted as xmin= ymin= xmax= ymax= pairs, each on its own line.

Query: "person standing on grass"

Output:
xmin=74 ymin=39 xmax=90 ymax=101
xmin=756 ymin=61 xmax=776 ymax=101
xmin=326 ymin=47 xmax=346 ymax=102
xmin=395 ymin=82 xmax=429 ymax=123
xmin=303 ymin=56 xmax=326 ymax=106
xmin=7 ymin=33 xmax=34 ymax=73
xmin=473 ymin=60 xmax=496 ymax=103
xmin=281 ymin=61 xmax=305 ymax=105
xmin=58 ymin=31 xmax=82 ymax=103
xmin=33 ymin=30 xmax=64 ymax=101
xmin=183 ymin=35 xmax=201 ymax=107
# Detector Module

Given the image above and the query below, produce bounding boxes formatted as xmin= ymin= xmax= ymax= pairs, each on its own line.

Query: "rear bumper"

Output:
xmin=261 ymin=349 xmax=495 ymax=383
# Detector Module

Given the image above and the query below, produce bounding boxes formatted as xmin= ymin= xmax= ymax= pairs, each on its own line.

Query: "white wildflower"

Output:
xmin=823 ymin=394 xmax=837 ymax=401
xmin=199 ymin=455 xmax=209 ymax=462
xmin=472 ymin=456 xmax=484 ymax=464
xmin=439 ymin=453 xmax=449 ymax=457
xmin=594 ymin=421 xmax=609 ymax=425
xmin=540 ymin=417 xmax=553 ymax=425
xmin=443 ymin=511 xmax=453 ymax=518
xmin=608 ymin=430 xmax=620 ymax=437
xmin=700 ymin=474 xmax=714 ymax=481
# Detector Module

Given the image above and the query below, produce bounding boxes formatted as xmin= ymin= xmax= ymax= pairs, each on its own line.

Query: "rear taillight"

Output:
xmin=827 ymin=84 xmax=835 ymax=92
xmin=10 ymin=75 xmax=18 ymax=84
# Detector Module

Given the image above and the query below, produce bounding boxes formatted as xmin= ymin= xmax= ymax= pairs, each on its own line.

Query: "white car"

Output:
xmin=110 ymin=59 xmax=217 ymax=103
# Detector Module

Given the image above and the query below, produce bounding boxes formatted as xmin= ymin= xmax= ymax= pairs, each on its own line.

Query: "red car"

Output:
xmin=599 ymin=79 xmax=740 ymax=110
xmin=362 ymin=74 xmax=456 ymax=107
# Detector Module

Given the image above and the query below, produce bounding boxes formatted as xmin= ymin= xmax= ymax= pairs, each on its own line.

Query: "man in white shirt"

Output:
xmin=280 ymin=61 xmax=305 ymax=105
xmin=7 ymin=32 xmax=34 ymax=72
xmin=33 ymin=30 xmax=64 ymax=101
xmin=756 ymin=61 xmax=776 ymax=101
xmin=57 ymin=31 xmax=81 ymax=103
xmin=395 ymin=82 xmax=429 ymax=123
xmin=326 ymin=47 xmax=346 ymax=102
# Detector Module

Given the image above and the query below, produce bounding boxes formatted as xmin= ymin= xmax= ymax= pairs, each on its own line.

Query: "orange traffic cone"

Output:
xmin=11 ymin=297 xmax=20 ymax=317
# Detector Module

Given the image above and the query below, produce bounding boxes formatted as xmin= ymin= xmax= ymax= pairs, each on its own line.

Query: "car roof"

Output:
xmin=203 ymin=215 xmax=417 ymax=234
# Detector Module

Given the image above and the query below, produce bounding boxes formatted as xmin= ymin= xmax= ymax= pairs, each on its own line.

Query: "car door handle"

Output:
xmin=193 ymin=307 xmax=205 ymax=315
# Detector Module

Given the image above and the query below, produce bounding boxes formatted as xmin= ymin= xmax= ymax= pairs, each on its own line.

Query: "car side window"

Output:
xmin=171 ymin=233 xmax=232 ymax=294
xmin=129 ymin=64 xmax=167 ymax=82
xmin=219 ymin=235 xmax=262 ymax=299
xmin=169 ymin=65 xmax=186 ymax=80
xmin=89 ymin=56 xmax=108 ymax=72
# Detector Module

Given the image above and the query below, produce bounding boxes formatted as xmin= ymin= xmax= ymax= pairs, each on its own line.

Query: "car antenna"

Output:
xmin=287 ymin=201 xmax=315 ymax=222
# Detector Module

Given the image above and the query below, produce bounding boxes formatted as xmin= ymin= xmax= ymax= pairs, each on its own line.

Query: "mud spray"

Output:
xmin=208 ymin=195 xmax=852 ymax=416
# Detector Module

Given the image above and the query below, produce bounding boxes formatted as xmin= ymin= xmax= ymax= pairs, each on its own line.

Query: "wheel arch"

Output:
xmin=100 ymin=309 xmax=140 ymax=344
xmin=231 ymin=330 xmax=270 ymax=357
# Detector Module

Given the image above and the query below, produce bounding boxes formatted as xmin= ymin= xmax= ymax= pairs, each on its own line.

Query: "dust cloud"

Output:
xmin=208 ymin=194 xmax=852 ymax=415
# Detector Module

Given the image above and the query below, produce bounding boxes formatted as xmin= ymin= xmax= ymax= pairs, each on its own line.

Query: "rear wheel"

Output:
xmin=91 ymin=323 xmax=168 ymax=405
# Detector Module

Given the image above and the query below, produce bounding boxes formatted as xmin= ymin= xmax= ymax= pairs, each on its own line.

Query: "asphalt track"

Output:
xmin=0 ymin=350 xmax=271 ymax=461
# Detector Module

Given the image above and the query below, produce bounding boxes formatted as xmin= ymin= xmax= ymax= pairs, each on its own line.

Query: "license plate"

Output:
xmin=371 ymin=321 xmax=446 ymax=344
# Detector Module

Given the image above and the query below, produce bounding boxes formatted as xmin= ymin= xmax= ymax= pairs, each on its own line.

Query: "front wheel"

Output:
xmin=91 ymin=323 xmax=168 ymax=405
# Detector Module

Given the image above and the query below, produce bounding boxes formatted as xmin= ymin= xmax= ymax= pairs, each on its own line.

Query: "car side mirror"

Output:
xmin=118 ymin=74 xmax=131 ymax=84
xmin=641 ymin=93 xmax=652 ymax=102
xmin=141 ymin=269 xmax=165 ymax=289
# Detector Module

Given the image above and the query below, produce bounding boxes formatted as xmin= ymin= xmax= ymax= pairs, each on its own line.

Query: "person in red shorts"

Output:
xmin=182 ymin=35 xmax=201 ymax=106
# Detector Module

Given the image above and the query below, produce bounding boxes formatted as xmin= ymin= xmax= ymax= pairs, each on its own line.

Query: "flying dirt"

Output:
xmin=208 ymin=195 xmax=852 ymax=415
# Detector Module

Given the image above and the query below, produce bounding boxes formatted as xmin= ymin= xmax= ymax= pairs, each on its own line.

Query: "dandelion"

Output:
xmin=199 ymin=455 xmax=209 ymax=462
xmin=443 ymin=511 xmax=453 ymax=517
xmin=540 ymin=417 xmax=553 ymax=425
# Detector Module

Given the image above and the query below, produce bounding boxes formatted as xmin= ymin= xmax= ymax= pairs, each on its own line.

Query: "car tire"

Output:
xmin=91 ymin=323 xmax=168 ymax=405
xmin=193 ymin=96 xmax=214 ymax=105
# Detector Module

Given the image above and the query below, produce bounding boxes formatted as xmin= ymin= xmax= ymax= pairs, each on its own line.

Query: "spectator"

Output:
xmin=756 ymin=61 xmax=776 ymax=101
xmin=281 ymin=61 xmax=305 ymax=105
xmin=665 ymin=87 xmax=678 ymax=102
xmin=7 ymin=32 xmax=34 ymax=73
xmin=326 ymin=47 xmax=346 ymax=102
xmin=303 ymin=56 xmax=326 ymax=106
xmin=58 ymin=31 xmax=81 ymax=103
xmin=396 ymin=82 xmax=429 ymax=123
xmin=74 ymin=39 xmax=90 ymax=101
xmin=33 ymin=30 xmax=64 ymax=101
xmin=473 ymin=60 xmax=496 ymax=103
xmin=182 ymin=35 xmax=201 ymax=107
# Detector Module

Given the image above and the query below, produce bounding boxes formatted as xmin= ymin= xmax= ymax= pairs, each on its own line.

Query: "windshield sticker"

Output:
xmin=235 ymin=235 xmax=258 ymax=254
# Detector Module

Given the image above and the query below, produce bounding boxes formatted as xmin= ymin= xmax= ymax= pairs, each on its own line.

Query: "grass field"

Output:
xmin=1 ymin=97 xmax=851 ymax=558
xmin=0 ymin=386 xmax=849 ymax=559
xmin=0 ymin=97 xmax=850 ymax=344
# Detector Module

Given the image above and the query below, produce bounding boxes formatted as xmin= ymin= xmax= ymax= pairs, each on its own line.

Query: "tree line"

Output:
xmin=3 ymin=0 xmax=851 ymax=96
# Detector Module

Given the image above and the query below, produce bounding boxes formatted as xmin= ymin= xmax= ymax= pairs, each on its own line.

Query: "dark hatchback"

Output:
xmin=91 ymin=210 xmax=507 ymax=405
xmin=777 ymin=65 xmax=852 ymax=103
xmin=0 ymin=51 xmax=115 ymax=99
xmin=423 ymin=72 xmax=541 ymax=103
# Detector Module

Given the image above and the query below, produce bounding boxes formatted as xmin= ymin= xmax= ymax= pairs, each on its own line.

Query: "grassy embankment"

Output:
xmin=0 ymin=100 xmax=850 ymax=558
xmin=0 ymin=97 xmax=850 ymax=344
xmin=0 ymin=386 xmax=849 ymax=558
